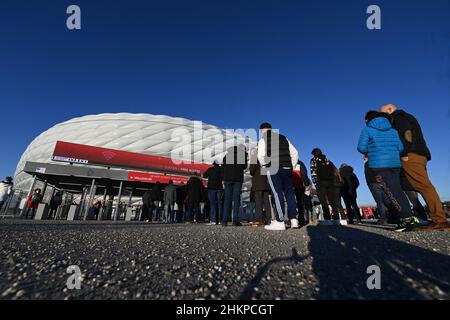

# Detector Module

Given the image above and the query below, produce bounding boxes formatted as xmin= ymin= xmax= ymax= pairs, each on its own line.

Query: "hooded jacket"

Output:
xmin=390 ymin=109 xmax=431 ymax=160
xmin=339 ymin=165 xmax=360 ymax=197
xmin=357 ymin=116 xmax=404 ymax=169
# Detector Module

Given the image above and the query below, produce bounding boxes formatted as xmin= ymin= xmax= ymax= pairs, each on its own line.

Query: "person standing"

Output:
xmin=186 ymin=174 xmax=203 ymax=223
xmin=249 ymin=147 xmax=271 ymax=226
xmin=380 ymin=104 xmax=449 ymax=230
xmin=299 ymin=160 xmax=313 ymax=225
xmin=257 ymin=123 xmax=300 ymax=231
xmin=339 ymin=164 xmax=360 ymax=224
xmin=358 ymin=111 xmax=419 ymax=232
xmin=164 ymin=180 xmax=177 ymax=223
xmin=142 ymin=189 xmax=152 ymax=222
xmin=203 ymin=161 xmax=223 ymax=225
xmin=25 ymin=188 xmax=42 ymax=219
xmin=221 ymin=144 xmax=248 ymax=227
xmin=48 ymin=191 xmax=63 ymax=220
xmin=0 ymin=176 xmax=14 ymax=211
xmin=310 ymin=148 xmax=341 ymax=223
xmin=176 ymin=182 xmax=187 ymax=223
xmin=150 ymin=182 xmax=163 ymax=222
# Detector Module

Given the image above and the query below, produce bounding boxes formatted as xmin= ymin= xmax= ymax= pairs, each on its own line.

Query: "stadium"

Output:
xmin=9 ymin=113 xmax=257 ymax=220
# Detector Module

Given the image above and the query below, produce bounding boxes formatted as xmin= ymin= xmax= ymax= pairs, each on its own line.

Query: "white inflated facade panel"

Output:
xmin=14 ymin=113 xmax=256 ymax=193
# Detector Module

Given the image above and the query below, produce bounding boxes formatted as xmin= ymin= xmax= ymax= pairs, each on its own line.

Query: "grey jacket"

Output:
xmin=164 ymin=184 xmax=177 ymax=205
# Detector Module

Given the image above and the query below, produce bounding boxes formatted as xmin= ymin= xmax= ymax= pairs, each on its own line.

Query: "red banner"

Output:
xmin=128 ymin=171 xmax=192 ymax=185
xmin=52 ymin=141 xmax=211 ymax=175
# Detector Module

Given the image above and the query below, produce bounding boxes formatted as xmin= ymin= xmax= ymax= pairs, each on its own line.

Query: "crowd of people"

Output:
xmin=1 ymin=104 xmax=448 ymax=232
xmin=136 ymin=105 xmax=449 ymax=232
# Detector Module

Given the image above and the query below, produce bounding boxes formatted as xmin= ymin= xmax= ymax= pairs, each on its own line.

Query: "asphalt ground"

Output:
xmin=0 ymin=220 xmax=449 ymax=300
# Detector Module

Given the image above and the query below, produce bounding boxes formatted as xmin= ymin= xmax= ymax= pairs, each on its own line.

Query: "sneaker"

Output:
xmin=206 ymin=222 xmax=216 ymax=226
xmin=232 ymin=222 xmax=242 ymax=227
xmin=405 ymin=216 xmax=421 ymax=231
xmin=394 ymin=220 xmax=407 ymax=232
xmin=290 ymin=219 xmax=300 ymax=229
xmin=395 ymin=217 xmax=420 ymax=232
xmin=264 ymin=220 xmax=286 ymax=231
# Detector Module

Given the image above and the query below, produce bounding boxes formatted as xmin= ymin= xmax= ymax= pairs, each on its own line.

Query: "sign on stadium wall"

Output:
xmin=51 ymin=141 xmax=211 ymax=176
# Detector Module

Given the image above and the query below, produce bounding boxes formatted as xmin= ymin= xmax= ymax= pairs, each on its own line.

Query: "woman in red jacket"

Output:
xmin=25 ymin=188 xmax=42 ymax=219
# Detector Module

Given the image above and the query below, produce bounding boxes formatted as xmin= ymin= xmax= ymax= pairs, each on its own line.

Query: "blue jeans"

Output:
xmin=164 ymin=204 xmax=174 ymax=222
xmin=222 ymin=182 xmax=242 ymax=223
xmin=368 ymin=183 xmax=391 ymax=219
xmin=372 ymin=169 xmax=413 ymax=220
xmin=267 ymin=168 xmax=298 ymax=222
xmin=208 ymin=189 xmax=222 ymax=223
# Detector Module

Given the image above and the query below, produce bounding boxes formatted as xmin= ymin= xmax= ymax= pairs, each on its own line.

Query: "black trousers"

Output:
xmin=294 ymin=188 xmax=306 ymax=225
xmin=316 ymin=181 xmax=340 ymax=220
xmin=254 ymin=190 xmax=271 ymax=223
xmin=48 ymin=206 xmax=58 ymax=219
xmin=342 ymin=195 xmax=359 ymax=223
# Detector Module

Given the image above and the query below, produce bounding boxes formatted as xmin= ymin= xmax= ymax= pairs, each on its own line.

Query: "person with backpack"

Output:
xmin=380 ymin=103 xmax=449 ymax=230
xmin=164 ymin=180 xmax=177 ymax=223
xmin=257 ymin=123 xmax=300 ymax=231
xmin=221 ymin=144 xmax=248 ymax=227
xmin=310 ymin=148 xmax=341 ymax=222
xmin=0 ymin=176 xmax=14 ymax=211
xmin=358 ymin=110 xmax=419 ymax=232
xmin=249 ymin=147 xmax=271 ymax=227
xmin=203 ymin=161 xmax=223 ymax=225
xmin=48 ymin=191 xmax=63 ymax=219
xmin=339 ymin=164 xmax=361 ymax=224
xmin=25 ymin=188 xmax=42 ymax=219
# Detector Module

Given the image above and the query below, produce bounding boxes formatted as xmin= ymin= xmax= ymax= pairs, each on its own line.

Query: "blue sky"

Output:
xmin=0 ymin=0 xmax=449 ymax=204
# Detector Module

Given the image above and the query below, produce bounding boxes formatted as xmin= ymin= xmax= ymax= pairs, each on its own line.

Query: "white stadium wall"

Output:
xmin=14 ymin=113 xmax=256 ymax=193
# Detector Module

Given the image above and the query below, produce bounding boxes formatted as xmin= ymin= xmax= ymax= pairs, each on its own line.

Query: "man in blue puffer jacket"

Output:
xmin=357 ymin=111 xmax=419 ymax=232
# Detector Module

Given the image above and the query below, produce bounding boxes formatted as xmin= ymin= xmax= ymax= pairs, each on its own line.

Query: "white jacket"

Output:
xmin=0 ymin=182 xmax=13 ymax=202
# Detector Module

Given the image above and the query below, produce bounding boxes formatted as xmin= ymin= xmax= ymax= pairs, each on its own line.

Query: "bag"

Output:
xmin=317 ymin=160 xmax=335 ymax=181
xmin=174 ymin=203 xmax=179 ymax=211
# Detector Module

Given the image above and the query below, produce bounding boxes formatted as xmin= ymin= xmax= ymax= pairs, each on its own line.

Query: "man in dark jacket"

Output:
xmin=381 ymin=104 xmax=448 ymax=230
xmin=186 ymin=174 xmax=203 ymax=222
xmin=203 ymin=161 xmax=223 ymax=225
xmin=221 ymin=144 xmax=248 ymax=226
xmin=339 ymin=164 xmax=360 ymax=224
xmin=142 ymin=189 xmax=153 ymax=221
xmin=310 ymin=148 xmax=341 ymax=222
xmin=249 ymin=148 xmax=271 ymax=226
xmin=48 ymin=191 xmax=63 ymax=220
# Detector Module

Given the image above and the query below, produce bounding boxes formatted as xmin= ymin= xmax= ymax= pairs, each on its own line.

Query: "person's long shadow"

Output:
xmin=239 ymin=248 xmax=310 ymax=299
xmin=307 ymin=225 xmax=450 ymax=299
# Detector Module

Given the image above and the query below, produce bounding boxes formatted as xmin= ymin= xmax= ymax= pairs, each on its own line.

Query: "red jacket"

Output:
xmin=27 ymin=192 xmax=42 ymax=209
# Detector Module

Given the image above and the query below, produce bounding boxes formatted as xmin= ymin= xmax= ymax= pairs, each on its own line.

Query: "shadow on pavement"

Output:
xmin=239 ymin=248 xmax=310 ymax=299
xmin=307 ymin=225 xmax=450 ymax=299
